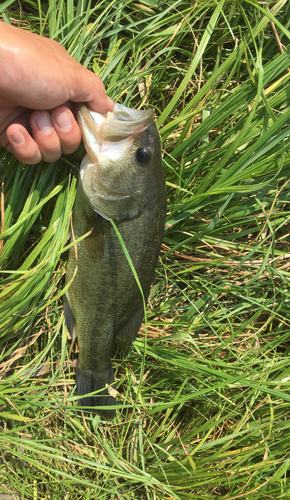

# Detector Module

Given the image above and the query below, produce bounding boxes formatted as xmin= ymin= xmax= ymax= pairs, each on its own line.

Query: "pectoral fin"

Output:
xmin=64 ymin=296 xmax=77 ymax=340
xmin=83 ymin=211 xmax=104 ymax=261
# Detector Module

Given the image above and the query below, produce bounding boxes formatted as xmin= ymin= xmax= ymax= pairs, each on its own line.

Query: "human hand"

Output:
xmin=0 ymin=22 xmax=114 ymax=164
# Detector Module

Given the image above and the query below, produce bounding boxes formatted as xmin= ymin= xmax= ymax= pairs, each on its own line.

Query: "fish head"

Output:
xmin=77 ymin=103 xmax=160 ymax=221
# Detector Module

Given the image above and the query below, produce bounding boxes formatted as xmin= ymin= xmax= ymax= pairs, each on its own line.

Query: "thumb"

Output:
xmin=67 ymin=65 xmax=114 ymax=114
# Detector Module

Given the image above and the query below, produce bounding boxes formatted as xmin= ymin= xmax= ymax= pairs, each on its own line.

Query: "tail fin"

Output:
xmin=76 ymin=363 xmax=116 ymax=419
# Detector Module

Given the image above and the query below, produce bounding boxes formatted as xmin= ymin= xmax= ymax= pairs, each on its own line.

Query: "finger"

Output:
xmin=6 ymin=124 xmax=41 ymax=164
xmin=30 ymin=110 xmax=62 ymax=163
xmin=0 ymin=106 xmax=32 ymax=150
xmin=85 ymin=74 xmax=114 ymax=113
xmin=67 ymin=70 xmax=114 ymax=114
xmin=51 ymin=106 xmax=81 ymax=155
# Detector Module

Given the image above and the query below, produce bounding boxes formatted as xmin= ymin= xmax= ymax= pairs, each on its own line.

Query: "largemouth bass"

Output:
xmin=64 ymin=103 xmax=166 ymax=418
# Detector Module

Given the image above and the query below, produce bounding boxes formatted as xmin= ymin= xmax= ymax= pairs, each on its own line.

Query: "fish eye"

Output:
xmin=136 ymin=147 xmax=151 ymax=164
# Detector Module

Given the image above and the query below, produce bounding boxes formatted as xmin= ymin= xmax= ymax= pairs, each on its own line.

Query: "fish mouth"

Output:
xmin=77 ymin=103 xmax=154 ymax=144
xmin=92 ymin=103 xmax=154 ymax=138
xmin=76 ymin=103 xmax=155 ymax=169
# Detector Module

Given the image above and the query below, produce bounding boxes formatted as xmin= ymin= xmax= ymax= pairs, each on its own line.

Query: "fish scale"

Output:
xmin=64 ymin=103 xmax=166 ymax=419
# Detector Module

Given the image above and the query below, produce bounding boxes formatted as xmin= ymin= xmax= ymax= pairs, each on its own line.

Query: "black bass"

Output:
xmin=64 ymin=103 xmax=166 ymax=419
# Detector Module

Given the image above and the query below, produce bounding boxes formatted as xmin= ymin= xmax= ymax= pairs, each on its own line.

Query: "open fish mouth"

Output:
xmin=91 ymin=103 xmax=154 ymax=131
xmin=77 ymin=103 xmax=154 ymax=145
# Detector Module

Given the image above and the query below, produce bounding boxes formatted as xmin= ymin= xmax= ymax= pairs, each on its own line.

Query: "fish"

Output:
xmin=64 ymin=103 xmax=166 ymax=419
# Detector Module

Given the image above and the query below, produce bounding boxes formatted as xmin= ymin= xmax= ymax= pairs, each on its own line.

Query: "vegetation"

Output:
xmin=1 ymin=0 xmax=290 ymax=498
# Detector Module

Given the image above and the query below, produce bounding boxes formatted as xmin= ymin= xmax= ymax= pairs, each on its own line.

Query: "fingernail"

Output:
xmin=11 ymin=130 xmax=25 ymax=145
xmin=35 ymin=113 xmax=52 ymax=135
xmin=54 ymin=111 xmax=72 ymax=131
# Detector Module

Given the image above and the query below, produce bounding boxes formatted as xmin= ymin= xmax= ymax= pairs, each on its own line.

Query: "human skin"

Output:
xmin=0 ymin=22 xmax=114 ymax=164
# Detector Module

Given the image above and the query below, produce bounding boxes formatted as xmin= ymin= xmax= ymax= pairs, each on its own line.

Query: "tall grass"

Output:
xmin=1 ymin=0 xmax=290 ymax=498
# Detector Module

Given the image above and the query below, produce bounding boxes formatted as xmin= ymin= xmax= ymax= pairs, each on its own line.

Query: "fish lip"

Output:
xmin=104 ymin=103 xmax=154 ymax=126
xmin=76 ymin=103 xmax=154 ymax=142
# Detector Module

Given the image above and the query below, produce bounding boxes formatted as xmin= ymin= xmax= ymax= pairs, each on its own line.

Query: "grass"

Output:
xmin=1 ymin=0 xmax=290 ymax=498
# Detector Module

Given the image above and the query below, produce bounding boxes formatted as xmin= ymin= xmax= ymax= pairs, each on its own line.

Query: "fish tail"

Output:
xmin=76 ymin=363 xmax=116 ymax=419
